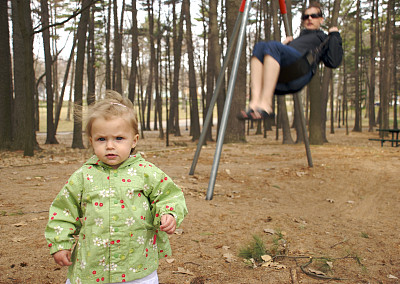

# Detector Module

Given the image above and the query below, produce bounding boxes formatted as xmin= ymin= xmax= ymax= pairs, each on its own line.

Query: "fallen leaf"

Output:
xmin=271 ymin=263 xmax=286 ymax=270
xmin=262 ymin=261 xmax=286 ymax=270
xmin=308 ymin=268 xmax=326 ymax=276
xmin=13 ymin=222 xmax=27 ymax=227
xmin=326 ymin=261 xmax=333 ymax=269
xmin=264 ymin=228 xmax=276 ymax=235
xmin=174 ymin=228 xmax=184 ymax=235
xmin=261 ymin=255 xmax=272 ymax=262
xmin=12 ymin=237 xmax=27 ymax=242
xmin=246 ymin=258 xmax=257 ymax=268
xmin=347 ymin=200 xmax=355 ymax=204
xmin=223 ymin=253 xmax=236 ymax=263
xmin=173 ymin=267 xmax=194 ymax=276
xmin=388 ymin=274 xmax=398 ymax=279
xmin=225 ymin=169 xmax=231 ymax=175
xmin=166 ymin=258 xmax=175 ymax=264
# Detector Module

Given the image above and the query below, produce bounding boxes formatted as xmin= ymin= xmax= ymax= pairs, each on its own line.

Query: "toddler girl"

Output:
xmin=45 ymin=91 xmax=188 ymax=284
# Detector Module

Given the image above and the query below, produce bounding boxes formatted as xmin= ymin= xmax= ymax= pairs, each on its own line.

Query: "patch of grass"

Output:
xmin=239 ymin=235 xmax=266 ymax=263
xmin=239 ymin=231 xmax=288 ymax=266
xmin=345 ymin=250 xmax=367 ymax=273
xmin=8 ymin=210 xmax=24 ymax=216
xmin=268 ymin=228 xmax=288 ymax=256
xmin=360 ymin=232 xmax=369 ymax=238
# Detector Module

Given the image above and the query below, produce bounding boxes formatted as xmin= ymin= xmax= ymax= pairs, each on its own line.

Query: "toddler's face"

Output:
xmin=90 ymin=116 xmax=139 ymax=169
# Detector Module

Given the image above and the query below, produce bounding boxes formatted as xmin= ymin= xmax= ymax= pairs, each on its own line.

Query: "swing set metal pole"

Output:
xmin=278 ymin=0 xmax=313 ymax=167
xmin=189 ymin=0 xmax=247 ymax=176
xmin=205 ymin=0 xmax=252 ymax=200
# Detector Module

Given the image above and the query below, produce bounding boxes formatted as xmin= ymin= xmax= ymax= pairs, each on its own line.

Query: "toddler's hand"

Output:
xmin=160 ymin=214 xmax=176 ymax=234
xmin=53 ymin=250 xmax=73 ymax=266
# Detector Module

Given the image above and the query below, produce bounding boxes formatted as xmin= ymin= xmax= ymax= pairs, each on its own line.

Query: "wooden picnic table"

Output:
xmin=369 ymin=128 xmax=400 ymax=147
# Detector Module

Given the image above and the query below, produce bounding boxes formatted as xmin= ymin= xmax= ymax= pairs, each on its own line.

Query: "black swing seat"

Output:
xmin=276 ymin=34 xmax=334 ymax=87
xmin=277 ymin=50 xmax=316 ymax=84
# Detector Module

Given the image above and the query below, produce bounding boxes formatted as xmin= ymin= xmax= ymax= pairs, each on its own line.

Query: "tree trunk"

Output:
xmin=55 ymin=31 xmax=76 ymax=131
xmin=379 ymin=0 xmax=391 ymax=131
xmin=154 ymin=0 xmax=164 ymax=138
xmin=329 ymin=77 xmax=334 ymax=134
xmin=199 ymin=0 xmax=207 ymax=128
xmin=271 ymin=0 xmax=292 ymax=144
xmin=105 ymin=0 xmax=111 ymax=90
xmin=0 ymin=0 xmax=13 ymax=149
xmin=224 ymin=0 xmax=246 ymax=143
xmin=169 ymin=1 xmax=183 ymax=136
xmin=66 ymin=57 xmax=75 ymax=121
xmin=112 ymin=0 xmax=124 ymax=93
xmin=128 ymin=0 xmax=139 ymax=104
xmin=183 ymin=0 xmax=200 ymax=141
xmin=41 ymin=0 xmax=58 ymax=144
xmin=309 ymin=71 xmax=324 ymax=144
xmin=368 ymin=0 xmax=377 ymax=131
xmin=321 ymin=0 xmax=341 ymax=140
xmin=352 ymin=0 xmax=362 ymax=132
xmin=145 ymin=0 xmax=154 ymax=131
xmin=72 ymin=0 xmax=90 ymax=149
xmin=204 ymin=0 xmax=219 ymax=141
xmin=392 ymin=0 xmax=398 ymax=129
xmin=13 ymin=0 xmax=37 ymax=155
xmin=87 ymin=6 xmax=95 ymax=106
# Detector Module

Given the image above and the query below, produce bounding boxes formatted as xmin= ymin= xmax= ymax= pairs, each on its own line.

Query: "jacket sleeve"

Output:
xmin=45 ymin=170 xmax=84 ymax=254
xmin=321 ymin=31 xmax=343 ymax=69
xmin=143 ymin=165 xmax=188 ymax=228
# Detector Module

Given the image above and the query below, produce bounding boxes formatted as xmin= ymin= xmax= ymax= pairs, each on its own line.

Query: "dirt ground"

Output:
xmin=0 ymin=126 xmax=399 ymax=284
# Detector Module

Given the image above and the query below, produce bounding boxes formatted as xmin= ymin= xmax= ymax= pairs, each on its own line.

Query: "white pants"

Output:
xmin=66 ymin=270 xmax=158 ymax=284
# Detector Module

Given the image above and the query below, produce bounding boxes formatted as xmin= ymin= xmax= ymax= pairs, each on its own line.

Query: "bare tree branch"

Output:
xmin=32 ymin=0 xmax=100 ymax=35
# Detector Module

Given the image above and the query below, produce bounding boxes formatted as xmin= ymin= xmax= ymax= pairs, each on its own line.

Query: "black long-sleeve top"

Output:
xmin=288 ymin=29 xmax=343 ymax=69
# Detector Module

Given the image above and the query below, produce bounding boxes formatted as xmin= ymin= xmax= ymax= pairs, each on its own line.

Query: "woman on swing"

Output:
xmin=238 ymin=2 xmax=343 ymax=120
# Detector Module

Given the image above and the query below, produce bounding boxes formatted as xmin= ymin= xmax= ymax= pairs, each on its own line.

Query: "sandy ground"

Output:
xmin=0 ymin=126 xmax=399 ymax=284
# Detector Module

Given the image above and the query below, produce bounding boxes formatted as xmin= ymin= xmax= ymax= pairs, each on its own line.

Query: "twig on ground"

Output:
xmin=0 ymin=210 xmax=49 ymax=217
xmin=331 ymin=238 xmax=348 ymax=248
xmin=271 ymin=254 xmax=362 ymax=281
xmin=299 ymin=257 xmax=346 ymax=281
xmin=290 ymin=268 xmax=299 ymax=284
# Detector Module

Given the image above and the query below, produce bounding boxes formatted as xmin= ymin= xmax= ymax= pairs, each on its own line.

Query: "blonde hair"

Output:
xmin=85 ymin=90 xmax=138 ymax=141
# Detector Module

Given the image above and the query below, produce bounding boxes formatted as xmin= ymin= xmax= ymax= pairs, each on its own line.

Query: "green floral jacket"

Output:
xmin=45 ymin=154 xmax=188 ymax=284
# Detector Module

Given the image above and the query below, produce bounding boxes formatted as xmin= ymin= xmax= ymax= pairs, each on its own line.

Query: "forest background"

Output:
xmin=0 ymin=0 xmax=399 ymax=155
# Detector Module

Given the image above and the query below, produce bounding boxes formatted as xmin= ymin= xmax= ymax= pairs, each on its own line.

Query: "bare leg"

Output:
xmin=248 ymin=55 xmax=280 ymax=114
xmin=249 ymin=56 xmax=264 ymax=111
xmin=239 ymin=54 xmax=280 ymax=120
xmin=258 ymin=55 xmax=280 ymax=114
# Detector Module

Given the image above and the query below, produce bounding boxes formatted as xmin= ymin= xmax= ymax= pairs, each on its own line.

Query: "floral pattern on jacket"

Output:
xmin=45 ymin=153 xmax=188 ymax=284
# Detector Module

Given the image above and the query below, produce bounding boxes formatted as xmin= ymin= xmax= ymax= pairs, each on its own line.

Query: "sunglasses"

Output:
xmin=301 ymin=13 xmax=322 ymax=20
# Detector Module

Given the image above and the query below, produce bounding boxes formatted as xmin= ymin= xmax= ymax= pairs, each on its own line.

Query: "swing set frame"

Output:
xmin=189 ymin=0 xmax=313 ymax=200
